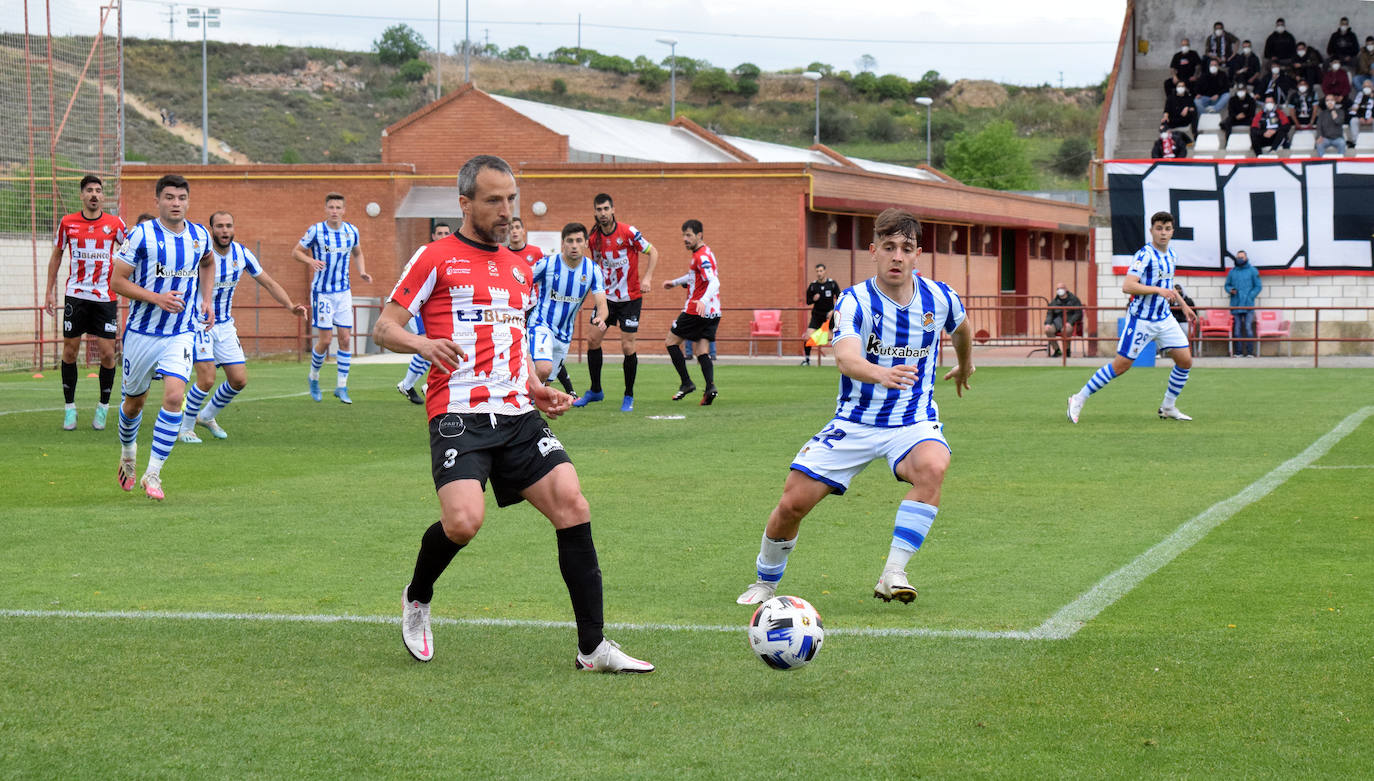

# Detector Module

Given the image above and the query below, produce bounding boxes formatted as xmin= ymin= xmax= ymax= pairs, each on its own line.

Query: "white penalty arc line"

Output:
xmin=0 ymin=391 xmax=310 ymax=417
xmin=3 ymin=407 xmax=1369 ymax=642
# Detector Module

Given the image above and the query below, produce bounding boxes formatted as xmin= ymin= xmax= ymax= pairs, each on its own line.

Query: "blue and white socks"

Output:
xmin=336 ymin=350 xmax=351 ymax=388
xmin=309 ymin=349 xmax=326 ymax=381
xmin=1077 ymin=362 xmax=1118 ymax=399
xmin=118 ymin=404 xmax=141 ymax=459
xmin=400 ymin=355 xmax=430 ymax=391
xmin=202 ymin=381 xmax=241 ymax=420
xmin=180 ymin=383 xmax=209 ymax=433
xmin=886 ymin=500 xmax=936 ymax=572
xmin=147 ymin=408 xmax=182 ymax=475
xmin=1162 ymin=366 xmax=1190 ymax=408
xmin=754 ymin=533 xmax=797 ymax=586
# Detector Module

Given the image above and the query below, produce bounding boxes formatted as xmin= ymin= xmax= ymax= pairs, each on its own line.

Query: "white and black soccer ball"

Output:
xmin=747 ymin=595 xmax=824 ymax=670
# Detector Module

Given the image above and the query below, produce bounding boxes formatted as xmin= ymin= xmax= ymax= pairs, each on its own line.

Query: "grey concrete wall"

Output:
xmin=1134 ymin=0 xmax=1374 ymax=74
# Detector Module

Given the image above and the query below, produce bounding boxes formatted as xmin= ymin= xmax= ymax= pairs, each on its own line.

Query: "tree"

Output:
xmin=691 ymin=67 xmax=736 ymax=99
xmin=943 ymin=121 xmax=1034 ymax=190
xmin=851 ymin=70 xmax=879 ymax=98
xmin=397 ymin=58 xmax=431 ymax=83
xmin=856 ymin=53 xmax=877 ymax=73
xmin=501 ymin=45 xmax=531 ymax=61
xmin=875 ymin=73 xmax=912 ymax=101
xmin=1053 ymin=136 xmax=1093 ymax=176
xmin=817 ymin=103 xmax=856 ymax=142
xmin=636 ymin=63 xmax=669 ymax=91
xmin=806 ymin=61 xmax=834 ymax=76
xmin=374 ymin=24 xmax=427 ymax=66
xmin=913 ymin=69 xmax=950 ymax=98
xmin=733 ymin=62 xmax=761 ymax=80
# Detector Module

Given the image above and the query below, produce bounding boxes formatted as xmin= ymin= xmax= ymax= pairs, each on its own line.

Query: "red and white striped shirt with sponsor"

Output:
xmin=389 ymin=234 xmax=535 ymax=420
xmin=54 ymin=211 xmax=127 ymax=302
xmin=669 ymin=244 xmax=722 ymax=317
xmin=589 ymin=222 xmax=652 ymax=302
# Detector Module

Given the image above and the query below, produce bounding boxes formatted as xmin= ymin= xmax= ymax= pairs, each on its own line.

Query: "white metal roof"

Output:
xmin=489 ymin=94 xmax=738 ymax=164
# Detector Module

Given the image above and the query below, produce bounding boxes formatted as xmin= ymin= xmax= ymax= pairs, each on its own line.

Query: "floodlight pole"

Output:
xmin=187 ymin=8 xmax=221 ymax=165
xmin=656 ymin=38 xmax=677 ymax=119
xmin=916 ymin=96 xmax=934 ymax=166
xmin=802 ymin=71 xmax=822 ymax=144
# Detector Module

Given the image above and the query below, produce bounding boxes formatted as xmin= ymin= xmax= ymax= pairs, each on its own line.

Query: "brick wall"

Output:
xmin=383 ymin=86 xmax=569 ymax=174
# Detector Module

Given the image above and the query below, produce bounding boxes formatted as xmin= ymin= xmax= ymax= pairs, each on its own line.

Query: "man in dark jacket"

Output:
xmin=1164 ymin=83 xmax=1198 ymax=136
xmin=1204 ymin=22 xmax=1239 ymax=63
xmin=1327 ymin=17 xmax=1360 ymax=66
xmin=1165 ymin=38 xmax=1203 ymax=95
xmin=1315 ymin=94 xmax=1348 ymax=156
xmin=1264 ymin=18 xmax=1297 ymax=66
xmin=1288 ymin=80 xmax=1319 ymax=128
xmin=1221 ymin=84 xmax=1257 ymax=139
xmin=1152 ymin=128 xmax=1190 ymax=159
xmin=1228 ymin=41 xmax=1262 ymax=87
xmin=1292 ymin=42 xmax=1325 ymax=85
xmin=1043 ymin=284 xmax=1084 ymax=358
xmin=1194 ymin=58 xmax=1232 ymax=114
xmin=1258 ymin=60 xmax=1296 ymax=104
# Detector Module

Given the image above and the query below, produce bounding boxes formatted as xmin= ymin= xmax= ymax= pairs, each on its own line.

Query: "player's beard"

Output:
xmin=472 ymin=218 xmax=510 ymax=246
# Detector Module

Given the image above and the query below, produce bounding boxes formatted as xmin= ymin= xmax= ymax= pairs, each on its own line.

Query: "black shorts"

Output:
xmin=604 ymin=298 xmax=643 ymax=333
xmin=64 ymin=298 xmax=118 ymax=340
xmin=670 ymin=312 xmax=720 ymax=342
xmin=429 ymin=410 xmax=572 ymax=507
xmin=807 ymin=309 xmax=833 ymax=331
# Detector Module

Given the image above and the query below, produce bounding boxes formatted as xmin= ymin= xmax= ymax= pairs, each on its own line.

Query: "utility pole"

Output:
xmin=577 ymin=13 xmax=582 ymax=63
xmin=463 ymin=0 xmax=470 ymax=83
xmin=435 ymin=0 xmax=441 ymax=101
xmin=164 ymin=3 xmax=177 ymax=39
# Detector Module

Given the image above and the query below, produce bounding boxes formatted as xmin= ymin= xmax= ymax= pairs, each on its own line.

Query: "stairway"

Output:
xmin=1115 ymin=68 xmax=1175 ymax=159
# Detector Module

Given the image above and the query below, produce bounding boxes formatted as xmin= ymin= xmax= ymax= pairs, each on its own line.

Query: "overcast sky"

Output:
xmin=91 ymin=0 xmax=1128 ymax=86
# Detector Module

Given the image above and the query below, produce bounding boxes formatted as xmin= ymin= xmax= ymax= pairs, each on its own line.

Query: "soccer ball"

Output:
xmin=747 ymin=595 xmax=824 ymax=670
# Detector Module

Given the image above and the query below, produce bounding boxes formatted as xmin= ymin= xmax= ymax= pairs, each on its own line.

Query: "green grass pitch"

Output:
xmin=1 ymin=361 xmax=1371 ymax=777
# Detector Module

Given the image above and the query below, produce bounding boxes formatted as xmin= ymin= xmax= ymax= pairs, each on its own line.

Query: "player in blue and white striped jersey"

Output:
xmin=737 ymin=209 xmax=974 ymax=607
xmin=1067 ymin=211 xmax=1198 ymax=424
xmin=528 ymin=222 xmax=608 ymax=383
xmin=396 ymin=222 xmax=452 ymax=405
xmin=292 ymin=192 xmax=372 ymax=404
xmin=179 ymin=210 xmax=307 ymax=443
xmin=109 ymin=174 xmax=215 ymax=501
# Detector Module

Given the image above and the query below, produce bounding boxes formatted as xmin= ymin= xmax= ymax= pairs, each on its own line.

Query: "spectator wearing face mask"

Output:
xmin=1043 ymin=284 xmax=1083 ymax=358
xmin=1259 ymin=59 xmax=1296 ymax=105
xmin=1292 ymin=41 xmax=1325 ymax=86
xmin=1152 ymin=127 xmax=1190 ymax=159
xmin=1265 ymin=18 xmax=1298 ymax=66
xmin=1327 ymin=17 xmax=1360 ymax=67
xmin=1322 ymin=58 xmax=1353 ymax=107
xmin=1315 ymin=95 xmax=1349 ymax=157
xmin=1194 ymin=57 xmax=1232 ymax=114
xmin=1228 ymin=40 xmax=1262 ymax=86
xmin=1349 ymin=83 xmax=1374 ymax=143
xmin=1249 ymin=96 xmax=1293 ymax=155
xmin=1221 ymin=83 xmax=1257 ymax=140
xmin=1165 ymin=38 xmax=1203 ymax=96
xmin=1225 ymin=251 xmax=1262 ymax=358
xmin=1288 ymin=80 xmax=1319 ymax=128
xmin=1163 ymin=82 xmax=1198 ymax=136
xmin=1354 ymin=37 xmax=1374 ymax=92
xmin=1205 ymin=22 xmax=1239 ymax=63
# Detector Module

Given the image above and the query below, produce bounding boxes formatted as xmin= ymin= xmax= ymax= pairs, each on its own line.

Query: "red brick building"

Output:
xmin=123 ymin=85 xmax=1091 ymax=355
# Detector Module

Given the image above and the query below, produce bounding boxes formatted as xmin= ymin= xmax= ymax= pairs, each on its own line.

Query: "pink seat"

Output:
xmin=1197 ymin=309 xmax=1234 ymax=356
xmin=749 ymin=309 xmax=782 ymax=356
xmin=1256 ymin=309 xmax=1292 ymax=355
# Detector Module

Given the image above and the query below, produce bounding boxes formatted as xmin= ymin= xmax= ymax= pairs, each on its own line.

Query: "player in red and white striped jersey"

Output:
xmin=373 ymin=155 xmax=653 ymax=674
xmin=572 ymin=193 xmax=659 ymax=412
xmin=664 ymin=219 xmax=721 ymax=405
xmin=44 ymin=174 xmax=127 ymax=431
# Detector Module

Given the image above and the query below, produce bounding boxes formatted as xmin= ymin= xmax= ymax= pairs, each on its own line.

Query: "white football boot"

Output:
xmin=401 ymin=587 xmax=433 ymax=662
xmin=575 ymin=638 xmax=654 ymax=673
xmin=1158 ymin=405 xmax=1193 ymax=421
xmin=198 ymin=416 xmax=229 ymax=439
xmin=873 ymin=567 xmax=917 ymax=603
xmin=1067 ymin=394 xmax=1085 ymax=424
xmin=735 ymin=580 xmax=778 ymax=605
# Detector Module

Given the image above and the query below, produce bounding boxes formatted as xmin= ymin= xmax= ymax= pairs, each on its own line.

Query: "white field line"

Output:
xmin=0 ymin=391 xmax=309 ymax=417
xmin=1029 ymin=405 xmax=1374 ymax=640
xmin=1306 ymin=464 xmax=1374 ymax=469
xmin=3 ymin=407 xmax=1369 ymax=642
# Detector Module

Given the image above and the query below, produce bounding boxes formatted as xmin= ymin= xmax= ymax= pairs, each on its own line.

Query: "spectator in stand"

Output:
xmin=1250 ymin=96 xmax=1293 ymax=154
xmin=1205 ymin=22 xmax=1239 ymax=64
xmin=1228 ymin=40 xmax=1262 ymax=87
xmin=1165 ymin=38 xmax=1203 ymax=96
xmin=1152 ymin=127 xmax=1190 ymax=159
xmin=1224 ymin=251 xmax=1262 ymax=358
xmin=1292 ymin=42 xmax=1325 ymax=86
xmin=1322 ymin=58 xmax=1353 ymax=108
xmin=1350 ymin=83 xmax=1374 ymax=143
xmin=1194 ymin=58 xmax=1232 ymax=115
xmin=1327 ymin=16 xmax=1360 ymax=67
xmin=1221 ymin=83 xmax=1257 ymax=140
xmin=1265 ymin=18 xmax=1298 ymax=66
xmin=1315 ymin=94 xmax=1349 ymax=157
xmin=1354 ymin=37 xmax=1374 ymax=92
xmin=1043 ymin=283 xmax=1083 ymax=358
xmin=1288 ymin=80 xmax=1319 ymax=128
xmin=1164 ymin=83 xmax=1198 ymax=136
xmin=1258 ymin=59 xmax=1296 ymax=105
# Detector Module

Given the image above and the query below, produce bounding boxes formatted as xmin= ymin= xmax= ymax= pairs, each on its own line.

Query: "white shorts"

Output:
xmin=122 ymin=330 xmax=196 ymax=397
xmin=312 ymin=290 xmax=354 ymax=330
xmin=528 ymin=324 xmax=570 ymax=376
xmin=193 ymin=320 xmax=246 ymax=366
xmin=1117 ymin=315 xmax=1189 ymax=360
xmin=791 ymin=417 xmax=950 ymax=495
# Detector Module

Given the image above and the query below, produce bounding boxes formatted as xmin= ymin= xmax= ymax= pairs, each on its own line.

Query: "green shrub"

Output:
xmin=397 ymin=58 xmax=431 ymax=83
xmin=374 ymin=24 xmax=426 ymax=66
xmin=552 ymin=78 xmax=567 ymax=95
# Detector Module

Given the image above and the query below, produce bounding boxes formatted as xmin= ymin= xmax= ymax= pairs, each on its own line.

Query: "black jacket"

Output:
xmin=1265 ymin=30 xmax=1297 ymax=62
xmin=1328 ymin=29 xmax=1360 ymax=62
xmin=1152 ymin=131 xmax=1190 ymax=159
xmin=1228 ymin=51 xmax=1262 ymax=84
xmin=1046 ymin=292 xmax=1084 ymax=326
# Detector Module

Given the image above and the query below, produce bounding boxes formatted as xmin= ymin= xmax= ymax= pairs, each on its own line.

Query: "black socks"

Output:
xmin=556 ymin=523 xmax=605 ymax=655
xmin=697 ymin=353 xmax=715 ymax=386
xmin=667 ymin=345 xmax=690 ymax=385
xmin=407 ymin=521 xmax=465 ymax=605
xmin=61 ymin=361 xmax=77 ymax=404
xmin=587 ymin=348 xmax=603 ymax=393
